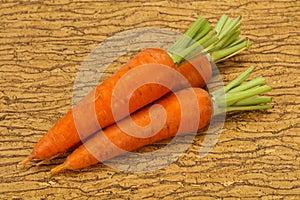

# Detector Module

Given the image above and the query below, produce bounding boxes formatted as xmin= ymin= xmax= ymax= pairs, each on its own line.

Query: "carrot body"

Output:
xmin=51 ymin=88 xmax=212 ymax=172
xmin=23 ymin=48 xmax=211 ymax=163
xmin=177 ymin=57 xmax=212 ymax=88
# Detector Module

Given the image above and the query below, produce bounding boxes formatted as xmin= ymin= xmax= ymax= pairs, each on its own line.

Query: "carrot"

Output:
xmin=21 ymin=15 xmax=251 ymax=165
xmin=51 ymin=66 xmax=273 ymax=173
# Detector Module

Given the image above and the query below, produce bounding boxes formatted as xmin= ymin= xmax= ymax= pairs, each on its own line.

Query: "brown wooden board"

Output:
xmin=0 ymin=0 xmax=299 ymax=199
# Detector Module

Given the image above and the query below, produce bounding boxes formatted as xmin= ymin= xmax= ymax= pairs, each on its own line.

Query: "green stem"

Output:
xmin=211 ymin=40 xmax=252 ymax=63
xmin=233 ymin=96 xmax=272 ymax=106
xmin=199 ymin=30 xmax=217 ymax=48
xmin=226 ymin=85 xmax=272 ymax=106
xmin=220 ymin=30 xmax=241 ymax=48
xmin=217 ymin=16 xmax=241 ymax=39
xmin=223 ymin=66 xmax=255 ymax=92
xmin=168 ymin=18 xmax=211 ymax=65
xmin=167 ymin=15 xmax=251 ymax=66
xmin=228 ymin=77 xmax=266 ymax=93
xmin=168 ymin=17 xmax=206 ymax=53
xmin=173 ymin=31 xmax=215 ymax=63
xmin=193 ymin=23 xmax=211 ymax=42
xmin=226 ymin=105 xmax=273 ymax=112
xmin=228 ymin=37 xmax=244 ymax=47
xmin=183 ymin=31 xmax=218 ymax=60
xmin=214 ymin=15 xmax=228 ymax=34
xmin=212 ymin=67 xmax=273 ymax=115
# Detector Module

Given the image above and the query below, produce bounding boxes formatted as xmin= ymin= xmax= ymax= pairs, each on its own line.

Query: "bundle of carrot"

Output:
xmin=20 ymin=15 xmax=252 ymax=165
xmin=51 ymin=66 xmax=273 ymax=173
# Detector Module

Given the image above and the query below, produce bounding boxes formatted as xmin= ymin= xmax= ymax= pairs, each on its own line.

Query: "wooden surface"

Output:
xmin=1 ymin=0 xmax=299 ymax=199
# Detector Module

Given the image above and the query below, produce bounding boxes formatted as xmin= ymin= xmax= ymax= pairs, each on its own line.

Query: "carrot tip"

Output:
xmin=36 ymin=154 xmax=61 ymax=166
xmin=19 ymin=155 xmax=34 ymax=165
xmin=51 ymin=163 xmax=67 ymax=175
xmin=36 ymin=159 xmax=48 ymax=166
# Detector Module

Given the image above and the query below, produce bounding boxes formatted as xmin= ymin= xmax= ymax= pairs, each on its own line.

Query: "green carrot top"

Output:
xmin=167 ymin=15 xmax=252 ymax=66
xmin=211 ymin=66 xmax=273 ymax=115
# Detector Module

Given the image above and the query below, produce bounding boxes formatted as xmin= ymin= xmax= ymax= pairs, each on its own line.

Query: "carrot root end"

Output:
xmin=36 ymin=154 xmax=61 ymax=166
xmin=51 ymin=164 xmax=67 ymax=174
xmin=19 ymin=155 xmax=34 ymax=165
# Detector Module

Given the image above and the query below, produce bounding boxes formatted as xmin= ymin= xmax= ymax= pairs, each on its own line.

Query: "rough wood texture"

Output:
xmin=1 ymin=0 xmax=299 ymax=199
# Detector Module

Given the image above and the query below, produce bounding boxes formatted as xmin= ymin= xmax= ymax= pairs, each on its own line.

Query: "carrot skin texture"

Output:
xmin=177 ymin=56 xmax=212 ymax=88
xmin=54 ymin=88 xmax=212 ymax=171
xmin=28 ymin=49 xmax=212 ymax=161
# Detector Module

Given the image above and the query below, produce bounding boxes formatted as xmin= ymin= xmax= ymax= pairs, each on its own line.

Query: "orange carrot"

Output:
xmin=21 ymin=48 xmax=174 ymax=163
xmin=21 ymin=15 xmax=251 ymax=164
xmin=51 ymin=67 xmax=273 ymax=173
xmin=52 ymin=88 xmax=212 ymax=172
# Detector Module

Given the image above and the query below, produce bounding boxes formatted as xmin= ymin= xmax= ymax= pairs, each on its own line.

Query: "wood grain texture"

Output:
xmin=0 ymin=0 xmax=299 ymax=199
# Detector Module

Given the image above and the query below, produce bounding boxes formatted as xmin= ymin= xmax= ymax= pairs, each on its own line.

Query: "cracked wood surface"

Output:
xmin=0 ymin=0 xmax=299 ymax=199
